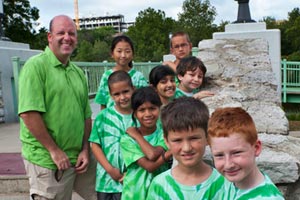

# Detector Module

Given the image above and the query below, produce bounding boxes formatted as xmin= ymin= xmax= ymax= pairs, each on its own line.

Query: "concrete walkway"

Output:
xmin=0 ymin=101 xmax=100 ymax=200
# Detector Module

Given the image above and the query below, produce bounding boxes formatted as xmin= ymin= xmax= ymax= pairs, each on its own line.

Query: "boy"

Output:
xmin=175 ymin=56 xmax=214 ymax=99
xmin=207 ymin=107 xmax=284 ymax=199
xmin=163 ymin=31 xmax=193 ymax=72
xmin=89 ymin=71 xmax=135 ymax=200
xmin=146 ymin=97 xmax=226 ymax=200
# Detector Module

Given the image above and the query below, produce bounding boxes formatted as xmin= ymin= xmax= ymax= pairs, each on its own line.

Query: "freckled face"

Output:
xmin=210 ymin=133 xmax=261 ymax=187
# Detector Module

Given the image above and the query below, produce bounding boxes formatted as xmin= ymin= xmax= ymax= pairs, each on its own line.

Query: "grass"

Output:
xmin=282 ymin=103 xmax=300 ymax=131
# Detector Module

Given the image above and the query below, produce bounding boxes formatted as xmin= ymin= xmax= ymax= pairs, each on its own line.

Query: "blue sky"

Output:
xmin=29 ymin=0 xmax=299 ymax=30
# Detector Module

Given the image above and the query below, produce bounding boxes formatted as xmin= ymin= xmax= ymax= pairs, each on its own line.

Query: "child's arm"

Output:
xmin=193 ymin=90 xmax=214 ymax=99
xmin=90 ymin=142 xmax=123 ymax=182
xmin=126 ymin=127 xmax=164 ymax=161
xmin=136 ymin=150 xmax=172 ymax=173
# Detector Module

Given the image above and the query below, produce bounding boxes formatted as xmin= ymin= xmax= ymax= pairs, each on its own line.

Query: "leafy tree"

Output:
xmin=2 ymin=0 xmax=39 ymax=45
xmin=178 ymin=0 xmax=217 ymax=46
xmin=127 ymin=7 xmax=178 ymax=61
xmin=31 ymin=27 xmax=48 ymax=50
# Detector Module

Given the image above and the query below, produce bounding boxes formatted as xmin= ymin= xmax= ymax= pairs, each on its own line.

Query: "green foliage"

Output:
xmin=3 ymin=0 xmax=39 ymax=44
xmin=178 ymin=0 xmax=217 ymax=46
xmin=73 ymin=27 xmax=115 ymax=62
xmin=127 ymin=7 xmax=178 ymax=61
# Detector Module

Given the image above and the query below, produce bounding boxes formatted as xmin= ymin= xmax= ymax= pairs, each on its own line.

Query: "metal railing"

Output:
xmin=11 ymin=57 xmax=161 ymax=98
xmin=281 ymin=59 xmax=300 ymax=103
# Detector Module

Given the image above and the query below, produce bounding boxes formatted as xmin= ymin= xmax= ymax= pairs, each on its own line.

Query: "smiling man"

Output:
xmin=18 ymin=15 xmax=95 ymax=200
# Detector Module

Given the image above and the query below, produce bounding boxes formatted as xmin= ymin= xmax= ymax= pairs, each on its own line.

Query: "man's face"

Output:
xmin=170 ymin=35 xmax=192 ymax=60
xmin=48 ymin=16 xmax=77 ymax=64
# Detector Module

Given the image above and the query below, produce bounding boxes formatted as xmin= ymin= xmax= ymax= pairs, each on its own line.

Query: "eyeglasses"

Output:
xmin=172 ymin=43 xmax=189 ymax=50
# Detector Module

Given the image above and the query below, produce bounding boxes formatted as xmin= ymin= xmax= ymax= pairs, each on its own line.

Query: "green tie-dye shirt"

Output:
xmin=225 ymin=172 xmax=284 ymax=200
xmin=120 ymin=128 xmax=169 ymax=200
xmin=146 ymin=168 xmax=227 ymax=200
xmin=89 ymin=106 xmax=134 ymax=193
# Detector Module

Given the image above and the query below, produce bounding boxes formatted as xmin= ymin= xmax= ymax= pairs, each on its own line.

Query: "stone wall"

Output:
xmin=199 ymin=38 xmax=300 ymax=199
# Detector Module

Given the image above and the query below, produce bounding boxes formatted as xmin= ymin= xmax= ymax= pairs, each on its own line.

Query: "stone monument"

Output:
xmin=0 ymin=0 xmax=41 ymax=123
xmin=213 ymin=0 xmax=281 ymax=95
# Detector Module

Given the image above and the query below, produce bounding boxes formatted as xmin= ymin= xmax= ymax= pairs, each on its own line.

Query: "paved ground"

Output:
xmin=0 ymin=101 xmax=99 ymax=200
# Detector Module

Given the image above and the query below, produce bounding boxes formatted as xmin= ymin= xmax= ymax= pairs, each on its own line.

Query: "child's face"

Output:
xmin=165 ymin=128 xmax=207 ymax=168
xmin=134 ymin=102 xmax=160 ymax=130
xmin=170 ymin=35 xmax=192 ymax=60
xmin=110 ymin=81 xmax=134 ymax=112
xmin=210 ymin=133 xmax=262 ymax=188
xmin=111 ymin=41 xmax=133 ymax=68
xmin=156 ymin=75 xmax=176 ymax=101
xmin=178 ymin=68 xmax=204 ymax=92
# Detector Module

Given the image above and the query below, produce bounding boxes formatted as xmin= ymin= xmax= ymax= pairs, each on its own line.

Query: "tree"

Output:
xmin=3 ymin=0 xmax=39 ymax=44
xmin=178 ymin=0 xmax=217 ymax=46
xmin=127 ymin=7 xmax=178 ymax=61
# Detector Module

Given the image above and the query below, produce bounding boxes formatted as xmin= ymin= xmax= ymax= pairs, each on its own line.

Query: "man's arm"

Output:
xmin=75 ymin=118 xmax=92 ymax=174
xmin=19 ymin=111 xmax=71 ymax=170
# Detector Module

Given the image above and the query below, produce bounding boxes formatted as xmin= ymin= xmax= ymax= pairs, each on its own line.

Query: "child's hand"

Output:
xmin=193 ymin=90 xmax=214 ymax=100
xmin=108 ymin=167 xmax=123 ymax=181
xmin=118 ymin=173 xmax=125 ymax=184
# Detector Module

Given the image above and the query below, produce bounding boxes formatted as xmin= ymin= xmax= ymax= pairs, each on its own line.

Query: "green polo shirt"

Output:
xmin=18 ymin=47 xmax=92 ymax=169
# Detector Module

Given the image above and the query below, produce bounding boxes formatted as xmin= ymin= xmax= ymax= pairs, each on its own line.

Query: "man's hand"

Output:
xmin=49 ymin=148 xmax=71 ymax=170
xmin=74 ymin=149 xmax=89 ymax=174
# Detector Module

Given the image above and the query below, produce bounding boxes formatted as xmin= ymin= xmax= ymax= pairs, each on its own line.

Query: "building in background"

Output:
xmin=74 ymin=14 xmax=134 ymax=32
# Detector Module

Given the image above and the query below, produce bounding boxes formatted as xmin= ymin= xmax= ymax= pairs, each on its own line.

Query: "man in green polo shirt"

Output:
xmin=18 ymin=15 xmax=95 ymax=200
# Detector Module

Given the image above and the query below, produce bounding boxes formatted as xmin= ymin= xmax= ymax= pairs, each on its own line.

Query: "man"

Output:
xmin=18 ymin=15 xmax=95 ymax=200
xmin=163 ymin=31 xmax=193 ymax=72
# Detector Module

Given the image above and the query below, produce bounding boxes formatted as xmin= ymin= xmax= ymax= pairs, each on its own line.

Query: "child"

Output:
xmin=163 ymin=31 xmax=193 ymax=72
xmin=146 ymin=97 xmax=226 ymax=200
xmin=120 ymin=86 xmax=172 ymax=200
xmin=175 ymin=56 xmax=214 ymax=99
xmin=207 ymin=107 xmax=284 ymax=199
xmin=89 ymin=71 xmax=135 ymax=200
xmin=94 ymin=34 xmax=148 ymax=110
xmin=149 ymin=65 xmax=176 ymax=105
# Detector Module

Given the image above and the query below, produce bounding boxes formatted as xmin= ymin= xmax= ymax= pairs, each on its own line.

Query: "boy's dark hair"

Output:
xmin=131 ymin=86 xmax=162 ymax=126
xmin=111 ymin=34 xmax=134 ymax=68
xmin=176 ymin=56 xmax=207 ymax=78
xmin=170 ymin=31 xmax=191 ymax=48
xmin=149 ymin=65 xmax=175 ymax=88
xmin=161 ymin=97 xmax=209 ymax=138
xmin=207 ymin=107 xmax=258 ymax=145
xmin=108 ymin=71 xmax=133 ymax=92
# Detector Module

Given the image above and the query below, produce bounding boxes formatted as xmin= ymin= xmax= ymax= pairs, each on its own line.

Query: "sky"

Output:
xmin=28 ymin=0 xmax=299 ymax=30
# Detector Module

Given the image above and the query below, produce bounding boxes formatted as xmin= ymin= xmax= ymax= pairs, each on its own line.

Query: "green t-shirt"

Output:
xmin=120 ymin=128 xmax=169 ymax=200
xmin=225 ymin=172 xmax=284 ymax=200
xmin=89 ymin=106 xmax=134 ymax=193
xmin=174 ymin=87 xmax=199 ymax=98
xmin=94 ymin=68 xmax=148 ymax=106
xmin=146 ymin=168 xmax=227 ymax=200
xmin=18 ymin=46 xmax=92 ymax=169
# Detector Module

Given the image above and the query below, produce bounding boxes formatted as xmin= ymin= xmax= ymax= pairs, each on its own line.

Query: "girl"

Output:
xmin=120 ymin=86 xmax=172 ymax=200
xmin=94 ymin=35 xmax=148 ymax=110
xmin=149 ymin=65 xmax=176 ymax=105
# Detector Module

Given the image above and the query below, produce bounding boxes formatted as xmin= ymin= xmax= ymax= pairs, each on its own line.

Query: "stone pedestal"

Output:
xmin=212 ymin=22 xmax=281 ymax=96
xmin=0 ymin=41 xmax=41 ymax=122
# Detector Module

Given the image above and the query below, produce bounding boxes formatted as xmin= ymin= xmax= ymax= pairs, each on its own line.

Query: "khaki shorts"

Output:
xmin=23 ymin=159 xmax=76 ymax=200
xmin=73 ymin=151 xmax=97 ymax=200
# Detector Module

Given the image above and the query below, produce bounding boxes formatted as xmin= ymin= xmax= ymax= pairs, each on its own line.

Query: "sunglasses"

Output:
xmin=54 ymin=166 xmax=75 ymax=182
